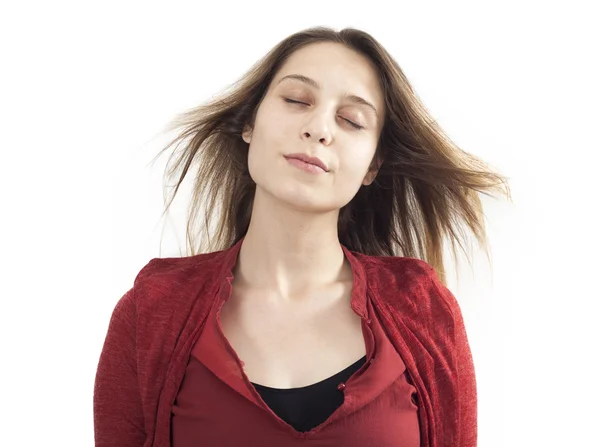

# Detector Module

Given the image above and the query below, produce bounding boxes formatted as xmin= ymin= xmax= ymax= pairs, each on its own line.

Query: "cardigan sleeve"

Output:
xmin=426 ymin=267 xmax=478 ymax=447
xmin=93 ymin=288 xmax=145 ymax=447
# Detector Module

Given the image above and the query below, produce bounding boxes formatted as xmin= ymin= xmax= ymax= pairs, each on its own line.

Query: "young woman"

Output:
xmin=94 ymin=26 xmax=509 ymax=447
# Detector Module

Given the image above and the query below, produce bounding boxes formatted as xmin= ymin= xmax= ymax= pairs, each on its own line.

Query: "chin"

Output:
xmin=281 ymin=189 xmax=338 ymax=214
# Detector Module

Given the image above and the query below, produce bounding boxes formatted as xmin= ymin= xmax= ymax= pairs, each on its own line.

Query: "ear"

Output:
xmin=362 ymin=157 xmax=383 ymax=186
xmin=242 ymin=125 xmax=253 ymax=144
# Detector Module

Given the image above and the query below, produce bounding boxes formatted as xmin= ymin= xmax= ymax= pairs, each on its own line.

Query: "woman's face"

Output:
xmin=243 ymin=41 xmax=385 ymax=213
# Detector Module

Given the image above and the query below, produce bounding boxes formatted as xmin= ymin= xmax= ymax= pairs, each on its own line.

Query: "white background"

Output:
xmin=1 ymin=1 xmax=598 ymax=446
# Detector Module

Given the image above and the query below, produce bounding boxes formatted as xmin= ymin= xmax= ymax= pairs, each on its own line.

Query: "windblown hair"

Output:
xmin=151 ymin=26 xmax=510 ymax=285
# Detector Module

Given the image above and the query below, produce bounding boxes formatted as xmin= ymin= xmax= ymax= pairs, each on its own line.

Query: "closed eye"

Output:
xmin=284 ymin=98 xmax=307 ymax=105
xmin=283 ymin=98 xmax=364 ymax=130
xmin=343 ymin=119 xmax=364 ymax=130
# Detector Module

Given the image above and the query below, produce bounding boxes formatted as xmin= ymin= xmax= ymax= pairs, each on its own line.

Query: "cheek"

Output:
xmin=246 ymin=141 xmax=267 ymax=186
xmin=245 ymin=132 xmax=285 ymax=187
xmin=252 ymin=110 xmax=293 ymax=152
xmin=339 ymin=150 xmax=376 ymax=182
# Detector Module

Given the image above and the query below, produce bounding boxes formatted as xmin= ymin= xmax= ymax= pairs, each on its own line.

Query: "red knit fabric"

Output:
xmin=94 ymin=236 xmax=477 ymax=446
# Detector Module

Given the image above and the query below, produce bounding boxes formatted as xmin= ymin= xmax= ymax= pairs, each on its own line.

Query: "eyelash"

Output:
xmin=283 ymin=98 xmax=365 ymax=130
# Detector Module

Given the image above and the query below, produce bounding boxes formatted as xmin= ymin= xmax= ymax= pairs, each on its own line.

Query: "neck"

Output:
xmin=231 ymin=189 xmax=351 ymax=300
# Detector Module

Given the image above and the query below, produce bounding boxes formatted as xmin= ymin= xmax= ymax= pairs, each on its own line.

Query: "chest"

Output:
xmin=217 ymin=284 xmax=367 ymax=389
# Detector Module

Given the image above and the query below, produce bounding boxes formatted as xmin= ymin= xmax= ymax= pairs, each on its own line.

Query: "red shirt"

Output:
xmin=94 ymin=236 xmax=477 ymax=446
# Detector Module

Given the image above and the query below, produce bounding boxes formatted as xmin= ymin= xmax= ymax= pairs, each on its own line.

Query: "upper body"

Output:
xmin=93 ymin=236 xmax=477 ymax=447
xmin=93 ymin=27 xmax=504 ymax=447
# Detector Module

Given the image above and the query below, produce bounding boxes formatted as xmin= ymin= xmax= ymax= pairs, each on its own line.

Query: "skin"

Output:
xmin=238 ymin=41 xmax=385 ymax=300
xmin=220 ymin=41 xmax=386 ymax=388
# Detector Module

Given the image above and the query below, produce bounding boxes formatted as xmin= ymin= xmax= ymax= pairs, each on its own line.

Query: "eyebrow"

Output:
xmin=277 ymin=74 xmax=379 ymax=118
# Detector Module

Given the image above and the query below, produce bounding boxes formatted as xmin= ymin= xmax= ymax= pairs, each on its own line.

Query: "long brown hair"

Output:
xmin=150 ymin=26 xmax=510 ymax=285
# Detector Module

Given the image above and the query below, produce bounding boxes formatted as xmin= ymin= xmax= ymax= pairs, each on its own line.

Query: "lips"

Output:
xmin=284 ymin=153 xmax=329 ymax=172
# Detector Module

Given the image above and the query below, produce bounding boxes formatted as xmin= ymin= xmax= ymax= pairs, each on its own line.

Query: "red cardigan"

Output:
xmin=94 ymin=236 xmax=477 ymax=446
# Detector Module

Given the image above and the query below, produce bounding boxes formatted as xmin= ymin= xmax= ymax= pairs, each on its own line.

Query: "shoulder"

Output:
xmin=354 ymin=252 xmax=460 ymax=325
xmin=356 ymin=252 xmax=436 ymax=288
xmin=128 ymin=249 xmax=226 ymax=314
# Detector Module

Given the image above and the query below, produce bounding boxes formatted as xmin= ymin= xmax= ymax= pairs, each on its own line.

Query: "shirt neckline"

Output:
xmin=250 ymin=354 xmax=368 ymax=393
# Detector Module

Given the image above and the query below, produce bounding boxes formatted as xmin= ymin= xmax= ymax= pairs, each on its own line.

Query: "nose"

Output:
xmin=302 ymin=131 xmax=331 ymax=145
xmin=300 ymin=112 xmax=333 ymax=145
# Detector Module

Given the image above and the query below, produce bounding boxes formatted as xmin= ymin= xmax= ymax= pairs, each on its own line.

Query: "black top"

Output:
xmin=251 ymin=355 xmax=367 ymax=432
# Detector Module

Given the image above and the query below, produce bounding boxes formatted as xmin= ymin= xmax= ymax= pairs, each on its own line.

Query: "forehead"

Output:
xmin=271 ymin=42 xmax=384 ymax=109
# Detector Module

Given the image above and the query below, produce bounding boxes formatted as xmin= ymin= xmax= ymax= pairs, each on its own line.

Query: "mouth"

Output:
xmin=283 ymin=153 xmax=329 ymax=173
